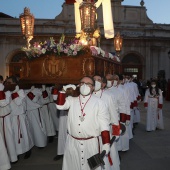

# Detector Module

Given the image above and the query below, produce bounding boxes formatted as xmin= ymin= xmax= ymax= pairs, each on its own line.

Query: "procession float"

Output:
xmin=18 ymin=0 xmax=122 ymax=86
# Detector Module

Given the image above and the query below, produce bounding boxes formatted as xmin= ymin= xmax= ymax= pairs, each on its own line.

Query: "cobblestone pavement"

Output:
xmin=11 ymin=100 xmax=170 ymax=170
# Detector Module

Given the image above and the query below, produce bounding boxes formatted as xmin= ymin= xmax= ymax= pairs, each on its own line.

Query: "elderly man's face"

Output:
xmin=79 ymin=77 xmax=94 ymax=93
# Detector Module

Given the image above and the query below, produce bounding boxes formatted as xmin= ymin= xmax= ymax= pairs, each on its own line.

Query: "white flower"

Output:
xmin=73 ymin=51 xmax=77 ymax=56
xmin=42 ymin=48 xmax=46 ymax=54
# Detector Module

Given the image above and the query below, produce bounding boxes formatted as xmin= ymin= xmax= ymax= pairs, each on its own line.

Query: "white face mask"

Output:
xmin=94 ymin=81 xmax=102 ymax=91
xmin=151 ymin=84 xmax=156 ymax=88
xmin=80 ymin=84 xmax=91 ymax=96
xmin=106 ymin=80 xmax=112 ymax=88
xmin=113 ymin=80 xmax=118 ymax=87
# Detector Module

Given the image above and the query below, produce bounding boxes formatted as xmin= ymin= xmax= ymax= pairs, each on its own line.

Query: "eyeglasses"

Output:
xmin=79 ymin=82 xmax=94 ymax=87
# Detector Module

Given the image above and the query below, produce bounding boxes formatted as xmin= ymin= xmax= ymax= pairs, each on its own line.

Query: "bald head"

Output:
xmin=113 ymin=74 xmax=119 ymax=81
xmin=106 ymin=74 xmax=114 ymax=80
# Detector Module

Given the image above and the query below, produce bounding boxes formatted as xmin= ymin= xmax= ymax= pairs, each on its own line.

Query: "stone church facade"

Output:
xmin=0 ymin=0 xmax=170 ymax=81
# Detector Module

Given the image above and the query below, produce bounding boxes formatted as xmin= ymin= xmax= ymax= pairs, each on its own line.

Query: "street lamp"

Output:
xmin=20 ymin=7 xmax=34 ymax=48
xmin=114 ymin=32 xmax=123 ymax=57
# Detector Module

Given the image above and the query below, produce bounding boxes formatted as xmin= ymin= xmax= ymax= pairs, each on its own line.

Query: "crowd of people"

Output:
xmin=0 ymin=73 xmax=164 ymax=170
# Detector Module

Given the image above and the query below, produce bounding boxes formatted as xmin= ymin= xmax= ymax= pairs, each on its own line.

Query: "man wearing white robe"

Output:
xmin=124 ymin=76 xmax=137 ymax=130
xmin=47 ymin=87 xmax=59 ymax=132
xmin=105 ymin=74 xmax=127 ymax=170
xmin=0 ymin=83 xmax=18 ymax=163
xmin=52 ymin=87 xmax=68 ymax=161
xmin=93 ymin=75 xmax=120 ymax=170
xmin=38 ymin=85 xmax=56 ymax=142
xmin=115 ymin=75 xmax=132 ymax=152
xmin=25 ymin=87 xmax=47 ymax=148
xmin=0 ymin=132 xmax=11 ymax=170
xmin=56 ymin=76 xmax=110 ymax=170
xmin=10 ymin=85 xmax=33 ymax=158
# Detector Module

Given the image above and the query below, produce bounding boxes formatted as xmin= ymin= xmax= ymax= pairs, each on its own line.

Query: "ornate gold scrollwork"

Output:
xmin=43 ymin=55 xmax=66 ymax=77
xmin=82 ymin=58 xmax=95 ymax=76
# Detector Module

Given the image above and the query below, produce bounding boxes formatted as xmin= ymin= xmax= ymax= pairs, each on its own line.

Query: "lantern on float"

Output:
xmin=114 ymin=32 xmax=123 ymax=57
xmin=79 ymin=0 xmax=96 ymax=34
xmin=20 ymin=7 xmax=34 ymax=48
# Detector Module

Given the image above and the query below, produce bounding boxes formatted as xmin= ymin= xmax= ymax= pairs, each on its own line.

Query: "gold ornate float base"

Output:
xmin=20 ymin=52 xmax=121 ymax=85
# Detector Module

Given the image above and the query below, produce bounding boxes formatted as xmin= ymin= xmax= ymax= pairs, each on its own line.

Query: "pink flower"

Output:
xmin=64 ymin=49 xmax=68 ymax=53
xmin=73 ymin=51 xmax=77 ymax=56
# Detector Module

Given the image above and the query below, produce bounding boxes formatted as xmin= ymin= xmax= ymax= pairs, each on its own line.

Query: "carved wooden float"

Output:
xmin=19 ymin=50 xmax=121 ymax=85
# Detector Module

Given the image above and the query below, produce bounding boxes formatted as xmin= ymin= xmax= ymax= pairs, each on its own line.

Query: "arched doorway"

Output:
xmin=122 ymin=53 xmax=143 ymax=79
xmin=9 ymin=51 xmax=27 ymax=78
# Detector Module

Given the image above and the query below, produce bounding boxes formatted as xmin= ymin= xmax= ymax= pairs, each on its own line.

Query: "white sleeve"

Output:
xmin=98 ymin=100 xmax=110 ymax=132
xmin=108 ymin=95 xmax=119 ymax=125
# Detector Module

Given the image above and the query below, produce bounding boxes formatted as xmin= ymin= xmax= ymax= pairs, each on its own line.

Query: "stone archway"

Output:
xmin=6 ymin=50 xmax=27 ymax=78
xmin=121 ymin=52 xmax=144 ymax=79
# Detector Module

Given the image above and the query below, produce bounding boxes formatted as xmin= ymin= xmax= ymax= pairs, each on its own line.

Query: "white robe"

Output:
xmin=0 ymin=132 xmax=11 ymax=170
xmin=124 ymin=83 xmax=137 ymax=128
xmin=25 ymin=91 xmax=47 ymax=147
xmin=130 ymin=82 xmax=141 ymax=123
xmin=57 ymin=95 xmax=110 ymax=170
xmin=121 ymin=84 xmax=133 ymax=140
xmin=10 ymin=96 xmax=33 ymax=155
xmin=57 ymin=110 xmax=68 ymax=155
xmin=116 ymin=84 xmax=131 ymax=151
xmin=0 ymin=91 xmax=18 ymax=162
xmin=93 ymin=89 xmax=120 ymax=170
xmin=0 ymin=106 xmax=18 ymax=162
xmin=38 ymin=93 xmax=56 ymax=137
xmin=47 ymin=89 xmax=59 ymax=131
xmin=144 ymin=89 xmax=164 ymax=131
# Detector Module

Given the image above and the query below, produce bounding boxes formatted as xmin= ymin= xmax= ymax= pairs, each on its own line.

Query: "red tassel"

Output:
xmin=108 ymin=153 xmax=113 ymax=165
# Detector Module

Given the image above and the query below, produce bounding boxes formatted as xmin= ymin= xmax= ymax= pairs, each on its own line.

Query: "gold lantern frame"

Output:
xmin=20 ymin=7 xmax=34 ymax=48
xmin=114 ymin=32 xmax=123 ymax=57
xmin=79 ymin=0 xmax=96 ymax=34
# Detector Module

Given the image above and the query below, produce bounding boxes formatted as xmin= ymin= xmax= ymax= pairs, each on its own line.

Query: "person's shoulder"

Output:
xmin=67 ymin=96 xmax=78 ymax=101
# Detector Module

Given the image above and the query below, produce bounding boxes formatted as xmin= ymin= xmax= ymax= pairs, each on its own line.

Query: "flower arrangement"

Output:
xmin=21 ymin=34 xmax=120 ymax=62
xmin=22 ymin=34 xmax=84 ymax=59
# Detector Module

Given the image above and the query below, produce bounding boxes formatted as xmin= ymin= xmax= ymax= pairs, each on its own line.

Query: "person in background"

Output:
xmin=0 ymin=75 xmax=4 ymax=84
xmin=4 ymin=75 xmax=18 ymax=85
xmin=144 ymin=79 xmax=164 ymax=132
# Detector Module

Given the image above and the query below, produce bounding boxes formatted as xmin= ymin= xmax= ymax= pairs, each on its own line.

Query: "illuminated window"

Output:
xmin=124 ymin=68 xmax=138 ymax=73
